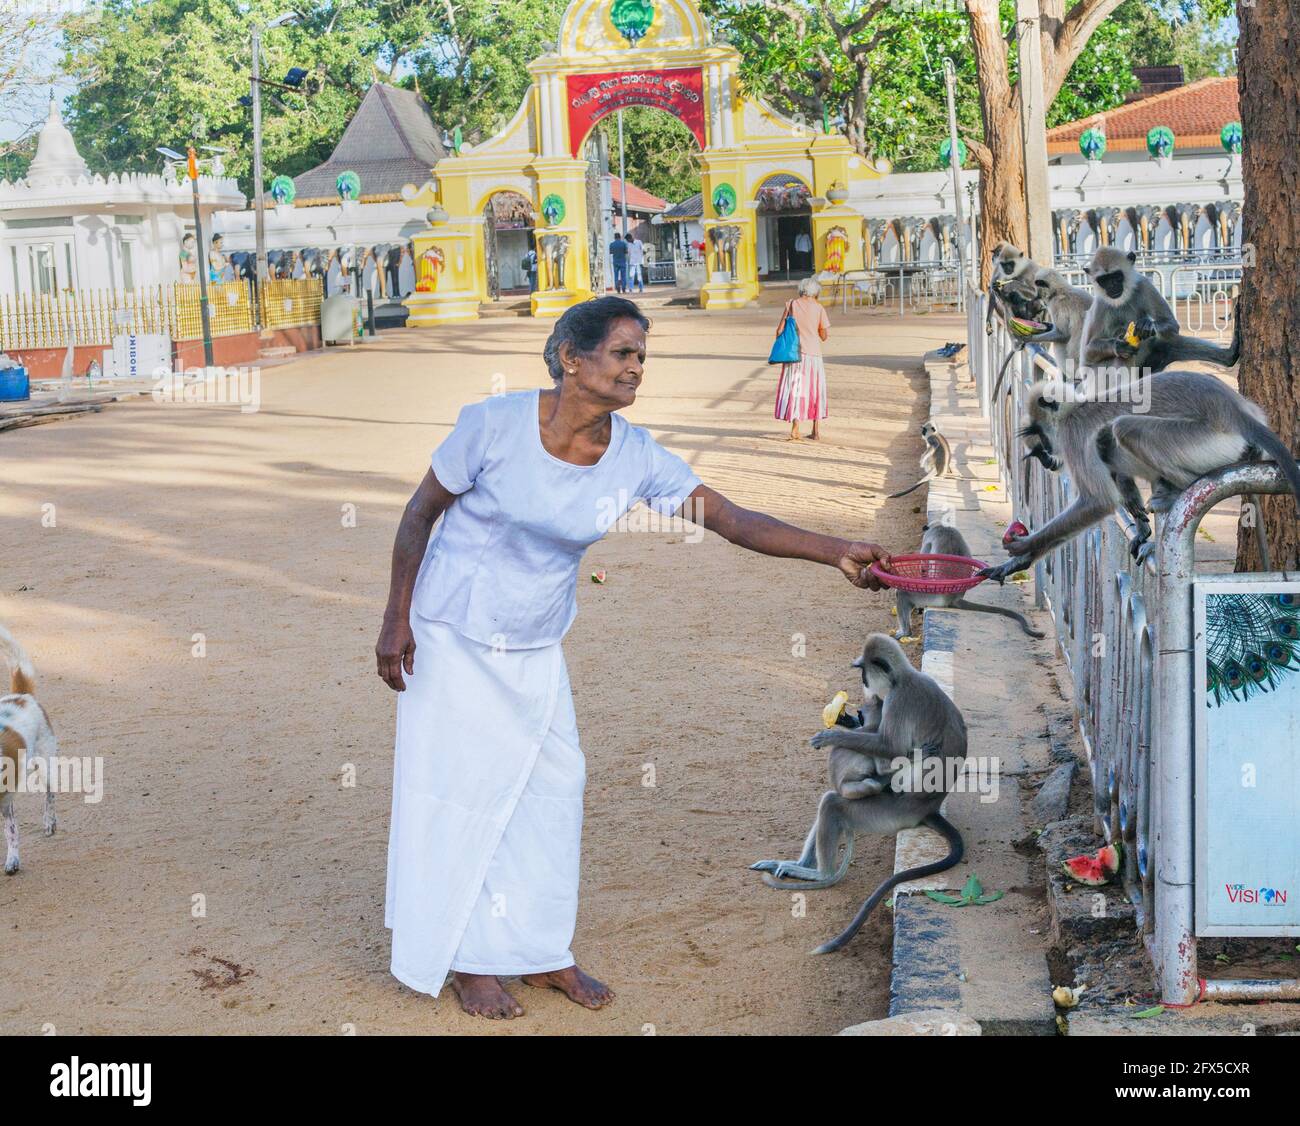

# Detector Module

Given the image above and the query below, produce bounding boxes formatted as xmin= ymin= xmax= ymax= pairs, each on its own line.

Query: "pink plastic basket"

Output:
xmin=869 ymin=553 xmax=988 ymax=595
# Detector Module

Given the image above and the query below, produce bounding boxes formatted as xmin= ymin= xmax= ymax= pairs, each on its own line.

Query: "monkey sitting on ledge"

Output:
xmin=751 ymin=634 xmax=967 ymax=955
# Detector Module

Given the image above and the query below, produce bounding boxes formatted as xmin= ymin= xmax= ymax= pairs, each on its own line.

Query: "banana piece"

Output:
xmin=1124 ymin=321 xmax=1141 ymax=348
xmin=822 ymin=690 xmax=849 ymax=728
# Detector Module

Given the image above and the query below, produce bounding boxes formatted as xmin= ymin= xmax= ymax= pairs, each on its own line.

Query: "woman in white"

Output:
xmin=376 ymin=297 xmax=889 ymax=1020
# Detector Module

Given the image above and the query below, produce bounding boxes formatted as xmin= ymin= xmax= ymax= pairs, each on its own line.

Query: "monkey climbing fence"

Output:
xmin=967 ymin=287 xmax=1300 ymax=1006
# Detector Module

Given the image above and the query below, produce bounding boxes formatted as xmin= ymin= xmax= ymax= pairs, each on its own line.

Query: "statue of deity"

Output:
xmin=179 ymin=233 xmax=199 ymax=284
xmin=208 ymin=234 xmax=229 ymax=283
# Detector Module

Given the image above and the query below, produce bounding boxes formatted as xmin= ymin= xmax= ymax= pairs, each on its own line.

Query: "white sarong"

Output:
xmin=385 ymin=614 xmax=585 ymax=996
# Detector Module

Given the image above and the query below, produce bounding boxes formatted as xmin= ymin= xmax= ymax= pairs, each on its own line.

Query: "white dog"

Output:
xmin=1 ymin=625 xmax=57 ymax=873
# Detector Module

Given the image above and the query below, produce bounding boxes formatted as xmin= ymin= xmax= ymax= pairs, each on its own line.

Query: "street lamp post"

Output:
xmin=252 ymin=21 xmax=267 ymax=287
xmin=187 ymin=147 xmax=215 ymax=368
xmin=249 ymin=11 xmax=302 ymax=324
xmin=942 ymin=59 xmax=971 ymax=303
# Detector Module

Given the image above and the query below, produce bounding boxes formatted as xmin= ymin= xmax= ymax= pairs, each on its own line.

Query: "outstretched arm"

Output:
xmin=680 ymin=483 xmax=888 ymax=590
xmin=376 ymin=469 xmax=456 ymax=691
xmin=980 ymin=495 xmax=1114 ymax=584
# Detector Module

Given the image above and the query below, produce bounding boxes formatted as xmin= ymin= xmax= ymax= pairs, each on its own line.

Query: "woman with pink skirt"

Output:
xmin=774 ymin=276 xmax=830 ymax=441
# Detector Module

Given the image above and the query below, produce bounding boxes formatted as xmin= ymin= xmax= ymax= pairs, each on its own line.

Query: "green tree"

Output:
xmin=60 ymin=0 xmax=440 ymax=194
xmin=597 ymin=106 xmax=702 ymax=202
xmin=1111 ymin=0 xmax=1237 ymax=78
xmin=0 ymin=11 xmax=66 ymax=177
xmin=702 ymin=0 xmax=1230 ymax=277
xmin=702 ymin=1 xmax=1138 ymax=169
xmin=413 ymin=0 xmax=566 ymax=144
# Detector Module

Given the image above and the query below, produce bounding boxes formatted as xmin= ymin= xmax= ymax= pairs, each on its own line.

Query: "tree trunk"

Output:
xmin=967 ymin=0 xmax=1028 ymax=286
xmin=1234 ymin=0 xmax=1300 ymax=572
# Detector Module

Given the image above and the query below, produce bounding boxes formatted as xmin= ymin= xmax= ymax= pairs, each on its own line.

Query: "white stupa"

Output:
xmin=0 ymin=96 xmax=245 ymax=297
xmin=24 ymin=97 xmax=91 ymax=186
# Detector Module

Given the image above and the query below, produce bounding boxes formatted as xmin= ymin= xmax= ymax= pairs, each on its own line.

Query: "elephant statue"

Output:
xmin=540 ymin=233 xmax=570 ymax=291
xmin=709 ymin=224 xmax=741 ymax=279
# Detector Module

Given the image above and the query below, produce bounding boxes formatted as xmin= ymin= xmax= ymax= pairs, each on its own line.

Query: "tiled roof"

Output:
xmin=291 ymin=83 xmax=448 ymax=204
xmin=609 ymin=175 xmax=667 ymax=213
xmin=1047 ymin=76 xmax=1239 ymax=154
xmin=661 ymin=191 xmax=702 ymax=221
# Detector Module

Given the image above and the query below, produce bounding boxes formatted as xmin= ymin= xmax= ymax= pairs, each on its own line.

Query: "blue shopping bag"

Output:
xmin=767 ymin=303 xmax=801 ymax=364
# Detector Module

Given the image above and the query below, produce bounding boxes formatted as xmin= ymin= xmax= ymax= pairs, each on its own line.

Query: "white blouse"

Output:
xmin=412 ymin=389 xmax=702 ymax=649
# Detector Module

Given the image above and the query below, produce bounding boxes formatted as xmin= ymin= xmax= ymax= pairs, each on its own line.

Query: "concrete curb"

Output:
xmin=882 ymin=348 xmax=1057 ymax=1036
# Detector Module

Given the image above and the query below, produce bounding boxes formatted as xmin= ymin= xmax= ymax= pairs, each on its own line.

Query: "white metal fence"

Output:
xmin=968 ymin=286 xmax=1300 ymax=1005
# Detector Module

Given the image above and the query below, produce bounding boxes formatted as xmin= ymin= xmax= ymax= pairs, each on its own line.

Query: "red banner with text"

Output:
xmin=566 ymin=67 xmax=706 ymax=156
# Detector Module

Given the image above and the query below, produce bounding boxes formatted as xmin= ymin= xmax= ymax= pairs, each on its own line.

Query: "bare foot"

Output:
xmin=451 ymin=972 xmax=524 ymax=1019
xmin=522 ymin=965 xmax=614 ymax=1010
xmin=810 ymin=422 xmax=821 ymax=441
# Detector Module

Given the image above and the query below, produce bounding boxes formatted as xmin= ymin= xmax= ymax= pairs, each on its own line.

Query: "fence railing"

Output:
xmin=822 ymin=262 xmax=965 ymax=315
xmin=967 ymin=285 xmax=1299 ymax=1005
xmin=0 ymin=279 xmax=323 ymax=351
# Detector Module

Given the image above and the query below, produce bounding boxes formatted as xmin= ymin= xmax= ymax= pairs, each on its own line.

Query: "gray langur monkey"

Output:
xmin=981 ymin=370 xmax=1300 ymax=583
xmin=887 ymin=422 xmax=955 ymax=498
xmin=750 ymin=634 xmax=967 ymax=955
xmin=987 ymin=242 xmax=1048 ymax=323
xmin=1081 ymin=247 xmax=1240 ymax=374
xmin=1029 ymin=268 xmax=1093 ymax=375
xmin=894 ymin=524 xmax=1044 ymax=639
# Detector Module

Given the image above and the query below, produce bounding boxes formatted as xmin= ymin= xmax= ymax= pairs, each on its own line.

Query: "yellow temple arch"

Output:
xmin=404 ymin=0 xmax=880 ymax=322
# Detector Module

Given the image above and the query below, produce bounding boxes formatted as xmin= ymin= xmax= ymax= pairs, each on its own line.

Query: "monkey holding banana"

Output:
xmin=894 ymin=523 xmax=1043 ymax=639
xmin=1080 ymin=247 xmax=1240 ymax=376
xmin=982 ymin=370 xmax=1300 ymax=583
xmin=987 ymin=242 xmax=1049 ymax=323
xmin=751 ymin=634 xmax=967 ymax=955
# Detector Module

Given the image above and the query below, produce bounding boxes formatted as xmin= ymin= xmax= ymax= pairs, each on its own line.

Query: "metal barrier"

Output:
xmin=1052 ymin=258 xmax=1241 ymax=343
xmin=967 ymin=285 xmax=1299 ymax=1004
xmin=823 ymin=262 xmax=965 ymax=315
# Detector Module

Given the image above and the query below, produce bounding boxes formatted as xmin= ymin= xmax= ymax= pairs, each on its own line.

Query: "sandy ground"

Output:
xmin=0 ymin=303 xmax=960 ymax=1035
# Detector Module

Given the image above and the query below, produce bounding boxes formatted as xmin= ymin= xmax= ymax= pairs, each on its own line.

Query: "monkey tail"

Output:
xmin=886 ymin=477 xmax=930 ymax=500
xmin=810 ymin=812 xmax=964 ymax=956
xmin=989 ymin=346 xmax=1019 ymax=403
xmin=1243 ymin=419 xmax=1300 ymax=517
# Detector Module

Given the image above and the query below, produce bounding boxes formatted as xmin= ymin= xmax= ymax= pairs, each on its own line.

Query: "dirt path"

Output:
xmin=0 ymin=305 xmax=961 ymax=1034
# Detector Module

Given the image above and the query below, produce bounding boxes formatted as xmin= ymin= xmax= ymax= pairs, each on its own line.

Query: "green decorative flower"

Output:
xmin=541 ymin=193 xmax=566 ymax=226
xmin=610 ymin=0 xmax=654 ymax=47
xmin=336 ymin=170 xmax=361 ymax=201
xmin=1146 ymin=126 xmax=1175 ymax=159
xmin=1221 ymin=122 xmax=1243 ymax=154
xmin=1079 ymin=128 xmax=1107 ymax=161
xmin=939 ymin=137 xmax=968 ymax=167
xmin=270 ymin=175 xmax=296 ymax=205
xmin=711 ymin=182 xmax=736 ymax=217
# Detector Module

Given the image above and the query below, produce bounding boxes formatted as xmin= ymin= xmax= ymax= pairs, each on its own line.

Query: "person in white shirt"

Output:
xmin=376 ymin=296 xmax=890 ymax=1020
xmin=628 ymin=235 xmax=645 ymax=292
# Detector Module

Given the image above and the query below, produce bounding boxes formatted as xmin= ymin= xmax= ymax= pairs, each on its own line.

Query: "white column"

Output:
xmin=541 ymin=75 xmax=557 ymax=157
xmin=707 ymin=64 xmax=721 ymax=148
xmin=720 ymin=68 xmax=735 ymax=148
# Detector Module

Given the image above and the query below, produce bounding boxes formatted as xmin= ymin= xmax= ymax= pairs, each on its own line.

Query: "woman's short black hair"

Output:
xmin=543 ymin=296 xmax=650 ymax=381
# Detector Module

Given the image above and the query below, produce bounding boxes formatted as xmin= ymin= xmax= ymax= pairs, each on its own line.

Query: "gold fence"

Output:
xmin=0 ymin=279 xmax=323 ymax=351
xmin=260 ymin=277 xmax=324 ymax=331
